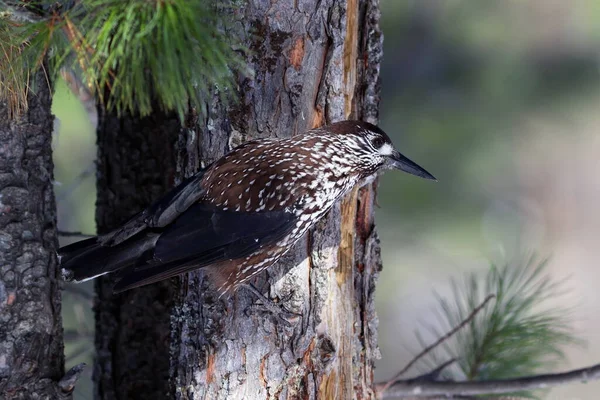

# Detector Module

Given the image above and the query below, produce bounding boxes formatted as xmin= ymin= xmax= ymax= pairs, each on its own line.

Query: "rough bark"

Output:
xmin=0 ymin=72 xmax=69 ymax=399
xmin=93 ymin=110 xmax=180 ymax=399
xmin=92 ymin=0 xmax=383 ymax=398
xmin=170 ymin=0 xmax=384 ymax=398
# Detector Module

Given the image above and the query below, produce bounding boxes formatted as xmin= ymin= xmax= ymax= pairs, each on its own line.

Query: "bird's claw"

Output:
xmin=241 ymin=284 xmax=301 ymax=326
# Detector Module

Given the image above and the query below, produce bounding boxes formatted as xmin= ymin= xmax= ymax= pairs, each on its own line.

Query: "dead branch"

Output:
xmin=378 ymin=362 xmax=600 ymax=398
xmin=379 ymin=294 xmax=496 ymax=394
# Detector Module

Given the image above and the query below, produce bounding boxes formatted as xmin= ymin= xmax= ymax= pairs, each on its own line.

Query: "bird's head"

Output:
xmin=324 ymin=120 xmax=436 ymax=181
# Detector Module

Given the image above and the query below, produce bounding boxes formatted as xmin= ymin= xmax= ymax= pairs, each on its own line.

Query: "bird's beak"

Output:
xmin=388 ymin=150 xmax=437 ymax=181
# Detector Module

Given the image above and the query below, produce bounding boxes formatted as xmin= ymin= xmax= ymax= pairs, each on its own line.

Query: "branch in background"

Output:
xmin=378 ymin=258 xmax=584 ymax=399
xmin=379 ymin=362 xmax=600 ymax=398
xmin=56 ymin=163 xmax=94 ymax=202
xmin=406 ymin=358 xmax=457 ymax=383
xmin=58 ymin=230 xmax=94 ymax=238
xmin=63 ymin=284 xmax=94 ymax=303
xmin=379 ymin=294 xmax=496 ymax=394
xmin=414 ymin=257 xmax=579 ymax=383
xmin=64 ymin=329 xmax=93 ymax=341
xmin=65 ymin=344 xmax=92 ymax=364
xmin=60 ymin=67 xmax=97 ymax=127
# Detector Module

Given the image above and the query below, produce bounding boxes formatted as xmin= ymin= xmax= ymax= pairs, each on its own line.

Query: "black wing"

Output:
xmin=112 ymin=203 xmax=297 ymax=292
xmin=98 ymin=169 xmax=209 ymax=246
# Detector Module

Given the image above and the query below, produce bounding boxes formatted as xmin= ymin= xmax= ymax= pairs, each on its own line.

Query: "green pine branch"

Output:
xmin=0 ymin=5 xmax=55 ymax=117
xmin=0 ymin=0 xmax=249 ymax=119
xmin=414 ymin=255 xmax=582 ymax=398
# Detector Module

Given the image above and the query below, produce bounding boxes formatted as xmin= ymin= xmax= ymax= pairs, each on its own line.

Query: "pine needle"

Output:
xmin=72 ymin=0 xmax=247 ymax=119
xmin=413 ymin=255 xmax=582 ymax=398
xmin=1 ymin=0 xmax=248 ymax=119
xmin=0 ymin=12 xmax=57 ymax=117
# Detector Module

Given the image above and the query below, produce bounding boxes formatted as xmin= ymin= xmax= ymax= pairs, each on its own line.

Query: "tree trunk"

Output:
xmin=170 ymin=0 xmax=383 ymax=398
xmin=0 ymin=72 xmax=69 ymax=399
xmin=93 ymin=0 xmax=383 ymax=398
xmin=93 ymin=109 xmax=180 ymax=399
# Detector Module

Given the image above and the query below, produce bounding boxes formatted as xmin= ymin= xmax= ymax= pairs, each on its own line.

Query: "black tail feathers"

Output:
xmin=59 ymin=233 xmax=158 ymax=283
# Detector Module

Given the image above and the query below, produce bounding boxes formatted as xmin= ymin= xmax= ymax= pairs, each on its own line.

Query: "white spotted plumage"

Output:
xmin=59 ymin=120 xmax=434 ymax=295
xmin=204 ymin=122 xmax=399 ymax=296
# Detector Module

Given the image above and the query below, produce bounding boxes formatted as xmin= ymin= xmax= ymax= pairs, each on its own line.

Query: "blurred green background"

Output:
xmin=54 ymin=1 xmax=600 ymax=398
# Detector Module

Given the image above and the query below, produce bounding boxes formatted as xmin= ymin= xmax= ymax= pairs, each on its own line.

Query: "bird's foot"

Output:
xmin=240 ymin=283 xmax=301 ymax=327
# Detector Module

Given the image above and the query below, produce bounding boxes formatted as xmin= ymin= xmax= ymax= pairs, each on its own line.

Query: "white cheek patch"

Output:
xmin=379 ymin=143 xmax=394 ymax=156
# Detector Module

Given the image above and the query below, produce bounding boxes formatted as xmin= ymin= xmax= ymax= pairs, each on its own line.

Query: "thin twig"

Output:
xmin=407 ymin=358 xmax=457 ymax=383
xmin=60 ymin=67 xmax=98 ymax=127
xmin=64 ymin=329 xmax=93 ymax=341
xmin=65 ymin=344 xmax=91 ymax=364
xmin=63 ymin=284 xmax=94 ymax=303
xmin=56 ymin=163 xmax=95 ymax=202
xmin=400 ymin=397 xmax=528 ymax=400
xmin=379 ymin=294 xmax=496 ymax=394
xmin=379 ymin=362 xmax=600 ymax=398
xmin=58 ymin=230 xmax=94 ymax=238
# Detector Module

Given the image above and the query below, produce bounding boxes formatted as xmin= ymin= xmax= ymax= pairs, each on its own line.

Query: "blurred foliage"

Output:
xmin=415 ymin=256 xmax=580 ymax=397
xmin=53 ymin=78 xmax=96 ymax=399
xmin=373 ymin=2 xmax=600 ymax=398
xmin=53 ymin=78 xmax=96 ymax=235
xmin=0 ymin=0 xmax=247 ymax=119
xmin=377 ymin=0 xmax=600 ymax=258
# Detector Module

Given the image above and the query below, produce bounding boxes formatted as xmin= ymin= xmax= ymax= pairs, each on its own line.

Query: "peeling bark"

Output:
xmin=0 ymin=72 xmax=69 ymax=399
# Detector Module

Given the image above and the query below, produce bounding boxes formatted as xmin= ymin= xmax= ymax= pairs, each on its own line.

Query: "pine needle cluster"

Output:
xmin=415 ymin=256 xmax=581 ymax=397
xmin=0 ymin=0 xmax=248 ymax=119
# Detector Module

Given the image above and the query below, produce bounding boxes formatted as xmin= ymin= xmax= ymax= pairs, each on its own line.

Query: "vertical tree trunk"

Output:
xmin=93 ymin=110 xmax=180 ymax=399
xmin=170 ymin=0 xmax=383 ymax=398
xmin=93 ymin=0 xmax=382 ymax=398
xmin=0 ymin=72 xmax=68 ymax=398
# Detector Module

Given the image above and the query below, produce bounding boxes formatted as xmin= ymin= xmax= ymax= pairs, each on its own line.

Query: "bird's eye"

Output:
xmin=371 ymin=136 xmax=385 ymax=149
